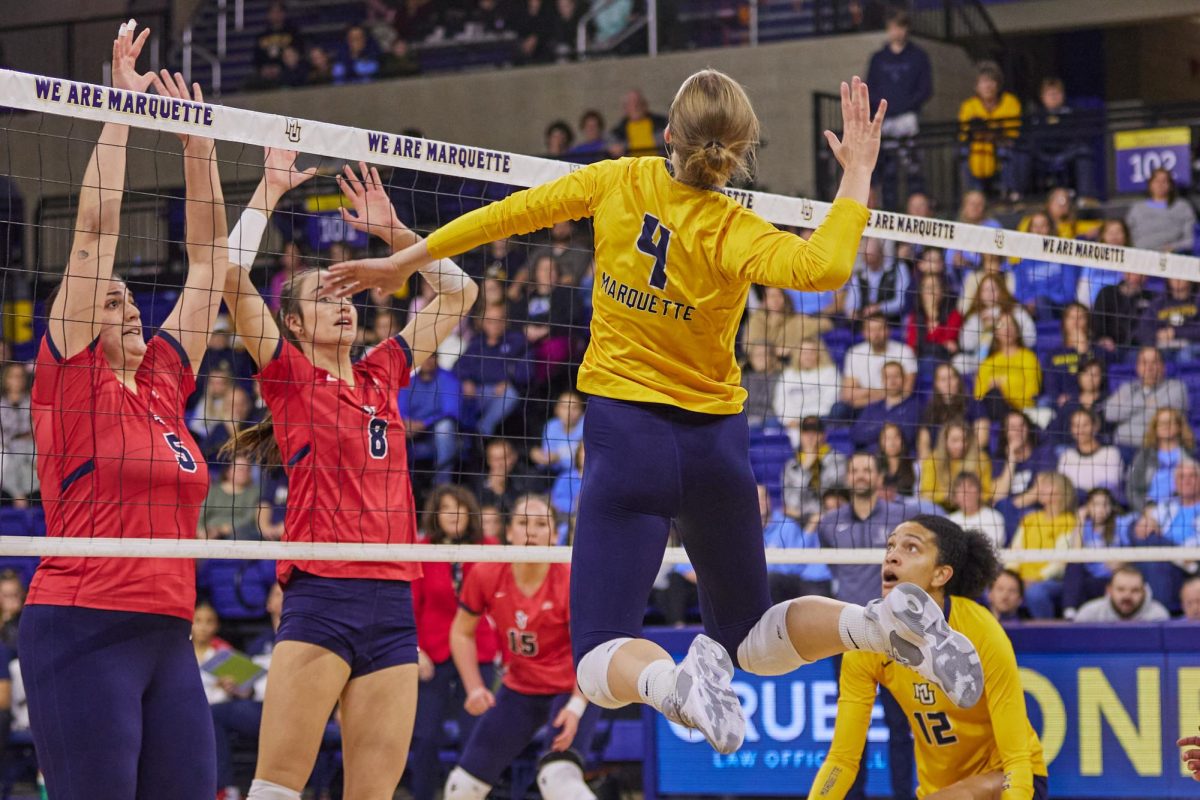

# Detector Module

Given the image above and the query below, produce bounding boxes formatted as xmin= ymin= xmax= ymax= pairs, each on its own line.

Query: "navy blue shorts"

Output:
xmin=19 ymin=605 xmax=216 ymax=800
xmin=277 ymin=571 xmax=418 ymax=678
xmin=570 ymin=396 xmax=771 ymax=668
xmin=458 ymin=686 xmax=602 ymax=785
xmin=1033 ymin=773 xmax=1049 ymax=800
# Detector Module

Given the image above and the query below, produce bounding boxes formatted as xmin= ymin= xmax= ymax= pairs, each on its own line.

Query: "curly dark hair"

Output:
xmin=908 ymin=514 xmax=1001 ymax=599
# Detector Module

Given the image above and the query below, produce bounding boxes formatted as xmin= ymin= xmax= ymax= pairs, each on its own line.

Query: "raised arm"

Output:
xmin=49 ymin=22 xmax=156 ymax=359
xmin=221 ymin=148 xmax=317 ymax=367
xmin=154 ymin=73 xmax=230 ymax=373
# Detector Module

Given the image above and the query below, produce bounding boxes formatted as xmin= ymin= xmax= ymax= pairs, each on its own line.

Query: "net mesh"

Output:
xmin=2 ymin=67 xmax=1200 ymax=599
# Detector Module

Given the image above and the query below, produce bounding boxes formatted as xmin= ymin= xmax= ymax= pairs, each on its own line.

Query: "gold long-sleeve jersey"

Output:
xmin=426 ymin=157 xmax=868 ymax=415
xmin=809 ymin=597 xmax=1047 ymax=800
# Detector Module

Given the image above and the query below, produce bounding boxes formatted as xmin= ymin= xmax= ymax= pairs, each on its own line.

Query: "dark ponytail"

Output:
xmin=217 ymin=268 xmax=321 ymax=468
xmin=909 ymin=514 xmax=1001 ymax=600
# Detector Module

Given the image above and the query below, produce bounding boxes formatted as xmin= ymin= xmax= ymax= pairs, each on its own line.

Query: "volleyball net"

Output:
xmin=2 ymin=66 xmax=1200 ymax=581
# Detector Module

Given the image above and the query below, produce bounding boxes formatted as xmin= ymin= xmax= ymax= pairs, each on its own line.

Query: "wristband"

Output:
xmin=228 ymin=208 xmax=269 ymax=270
xmin=566 ymin=696 xmax=587 ymax=716
xmin=419 ymin=258 xmax=469 ymax=294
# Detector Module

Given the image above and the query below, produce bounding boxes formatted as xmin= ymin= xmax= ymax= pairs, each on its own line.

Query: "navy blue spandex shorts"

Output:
xmin=276 ymin=571 xmax=418 ymax=677
xmin=570 ymin=396 xmax=772 ymax=668
xmin=19 ymin=605 xmax=216 ymax=800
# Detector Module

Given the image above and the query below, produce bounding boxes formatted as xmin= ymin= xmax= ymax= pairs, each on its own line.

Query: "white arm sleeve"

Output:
xmin=227 ymin=208 xmax=270 ymax=271
xmin=419 ymin=258 xmax=469 ymax=294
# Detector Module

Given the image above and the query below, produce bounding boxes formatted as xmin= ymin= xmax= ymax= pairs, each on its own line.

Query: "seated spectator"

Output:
xmin=531 ymin=389 xmax=585 ymax=476
xmin=1093 ymin=273 xmax=1154 ymax=355
xmin=1011 ymin=211 xmax=1078 ymax=318
xmin=742 ymin=340 xmax=782 ymax=431
xmin=1044 ymin=186 xmax=1087 ymax=239
xmin=852 ymin=361 xmax=922 ymax=451
xmin=0 ymin=362 xmax=36 ymax=506
xmin=1042 ymin=303 xmax=1104 ymax=410
xmin=1077 ymin=220 xmax=1130 ymax=307
xmin=275 ymin=45 xmax=309 ymax=87
xmin=957 ymin=252 xmax=1014 ymax=317
xmin=511 ymin=255 xmax=585 ymax=390
xmin=476 ymin=438 xmax=536 ymax=512
xmin=1028 ymin=78 xmax=1098 ymax=201
xmin=1057 ymin=408 xmax=1123 ymax=495
xmin=195 ymin=316 xmax=256 ymax=396
xmin=842 ymin=237 xmax=911 ymax=326
xmin=958 ymin=61 xmax=1023 ymax=199
xmin=192 ymin=602 xmax=233 ymax=706
xmin=305 ymin=45 xmax=334 ymax=85
xmin=1074 ymin=566 xmax=1169 ymax=622
xmin=878 ymin=422 xmax=917 ymax=497
xmin=955 ymin=272 xmax=1036 ymax=377
xmin=946 ymin=191 xmax=1002 ymax=278
xmin=917 ymin=362 xmax=987 ymax=460
xmin=546 ymin=220 xmax=592 ymax=286
xmin=987 ymin=569 xmax=1031 ymax=622
xmin=567 ymin=110 xmax=609 ymax=157
xmin=455 ymin=303 xmax=531 ymax=437
xmin=746 ymin=286 xmax=829 ymax=367
xmin=947 ymin=472 xmax=1006 ymax=548
xmin=1008 ymin=472 xmax=1078 ymax=618
xmin=1128 ymin=410 xmax=1195 ymax=510
xmin=251 ymin=1 xmax=304 ymax=89
xmin=332 ymin=25 xmax=382 ymax=84
xmin=393 ymin=0 xmax=439 ymax=43
xmin=912 ymin=247 xmax=958 ymax=296
xmin=0 ymin=569 xmax=24 ymax=649
xmin=761 ymin=485 xmax=831 ymax=601
xmin=1136 ymin=278 xmax=1200 ymax=356
xmin=918 ymin=419 xmax=992 ymax=511
xmin=654 ymin=527 xmax=698 ymax=627
xmin=514 ymin=0 xmax=558 ymax=64
xmin=1181 ymin=576 xmax=1200 ymax=621
xmin=774 ymin=338 xmax=839 ymax=447
xmin=550 ymin=443 xmax=585 ymax=540
xmin=546 ymin=0 xmax=583 ymax=61
xmin=379 ymin=38 xmax=420 ymax=79
xmin=399 ymin=354 xmax=463 ymax=486
xmin=782 ymin=416 xmax=847 ymax=525
xmin=198 ymin=385 xmax=257 ymax=465
xmin=544 ymin=120 xmax=573 ymax=156
xmin=905 ymin=272 xmax=962 ymax=360
xmin=1045 ymin=356 xmax=1108 ymax=446
xmin=974 ymin=312 xmax=1041 ymax=416
xmin=838 ymin=313 xmax=917 ymax=417
xmin=198 ymin=455 xmax=269 ymax=541
xmin=609 ymin=88 xmax=668 ymax=157
xmin=1061 ymin=488 xmax=1128 ymax=617
xmin=1134 ymin=461 xmax=1200 ymax=610
xmin=1106 ymin=346 xmax=1189 ymax=449
xmin=211 ymin=583 xmax=282 ymax=799
xmin=1126 ymin=168 xmax=1197 ymax=253
xmin=990 ymin=410 xmax=1057 ymax=512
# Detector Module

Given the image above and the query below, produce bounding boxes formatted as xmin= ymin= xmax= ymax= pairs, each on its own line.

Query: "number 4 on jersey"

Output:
xmin=637 ymin=213 xmax=672 ymax=290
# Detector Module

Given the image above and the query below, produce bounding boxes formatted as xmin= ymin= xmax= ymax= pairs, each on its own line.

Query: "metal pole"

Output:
xmin=182 ymin=26 xmax=193 ymax=85
xmin=217 ymin=0 xmax=227 ymax=59
xmin=235 ymin=0 xmax=244 ymax=31
xmin=647 ymin=0 xmax=658 ymax=57
xmin=749 ymin=0 xmax=759 ymax=46
xmin=150 ymin=33 xmax=161 ymax=73
xmin=577 ymin=14 xmax=588 ymax=60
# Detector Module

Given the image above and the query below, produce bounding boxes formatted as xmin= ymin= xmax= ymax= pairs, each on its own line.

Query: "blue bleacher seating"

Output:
xmin=0 ymin=509 xmax=30 ymax=537
xmin=748 ymin=431 xmax=795 ymax=506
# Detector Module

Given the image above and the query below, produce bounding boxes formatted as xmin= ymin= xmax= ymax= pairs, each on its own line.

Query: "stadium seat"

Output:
xmin=0 ymin=509 xmax=30 ymax=538
xmin=748 ymin=432 xmax=795 ymax=505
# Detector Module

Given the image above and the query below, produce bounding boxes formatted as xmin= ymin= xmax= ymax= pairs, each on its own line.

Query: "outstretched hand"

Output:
xmin=823 ymin=76 xmax=886 ymax=174
xmin=336 ymin=161 xmax=412 ymax=249
xmin=263 ymin=147 xmax=318 ymax=203
xmin=150 ymin=70 xmax=208 ymax=148
xmin=111 ymin=20 xmax=155 ymax=94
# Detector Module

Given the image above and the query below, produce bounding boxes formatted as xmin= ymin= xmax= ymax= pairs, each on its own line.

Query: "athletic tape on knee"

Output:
xmin=575 ymin=637 xmax=633 ymax=709
xmin=737 ymin=600 xmax=810 ymax=676
xmin=247 ymin=779 xmax=302 ymax=800
xmin=444 ymin=766 xmax=492 ymax=800
xmin=537 ymin=753 xmax=596 ymax=800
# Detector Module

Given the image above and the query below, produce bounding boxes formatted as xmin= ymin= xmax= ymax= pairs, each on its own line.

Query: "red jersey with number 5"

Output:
xmin=28 ymin=333 xmax=208 ymax=620
xmin=257 ymin=336 xmax=419 ymax=584
xmin=459 ymin=563 xmax=574 ymax=695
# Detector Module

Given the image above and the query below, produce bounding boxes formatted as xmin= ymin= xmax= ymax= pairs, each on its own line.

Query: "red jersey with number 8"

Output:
xmin=257 ymin=337 xmax=420 ymax=584
xmin=28 ymin=333 xmax=208 ymax=620
xmin=459 ymin=563 xmax=574 ymax=695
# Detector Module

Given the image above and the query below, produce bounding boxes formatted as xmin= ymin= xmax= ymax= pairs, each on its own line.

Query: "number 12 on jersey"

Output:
xmin=637 ymin=213 xmax=672 ymax=290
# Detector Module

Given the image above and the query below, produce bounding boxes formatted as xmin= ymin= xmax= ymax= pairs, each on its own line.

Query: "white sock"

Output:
xmin=636 ymin=659 xmax=677 ymax=711
xmin=247 ymin=779 xmax=302 ymax=800
xmin=838 ymin=604 xmax=887 ymax=654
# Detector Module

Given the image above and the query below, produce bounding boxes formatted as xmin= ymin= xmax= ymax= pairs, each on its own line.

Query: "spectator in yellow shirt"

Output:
xmin=975 ymin=313 xmax=1041 ymax=417
xmin=959 ymin=61 xmax=1023 ymax=199
xmin=1008 ymin=472 xmax=1078 ymax=617
xmin=919 ymin=419 xmax=993 ymax=512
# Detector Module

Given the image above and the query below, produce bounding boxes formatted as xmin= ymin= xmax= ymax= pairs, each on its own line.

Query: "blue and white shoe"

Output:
xmin=661 ymin=634 xmax=745 ymax=754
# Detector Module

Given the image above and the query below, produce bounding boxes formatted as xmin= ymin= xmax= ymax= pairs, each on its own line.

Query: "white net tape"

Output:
xmin=4 ymin=67 xmax=1199 ymax=566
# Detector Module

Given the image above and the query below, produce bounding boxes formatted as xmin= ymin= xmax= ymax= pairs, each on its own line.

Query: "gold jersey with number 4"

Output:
xmin=426 ymin=157 xmax=869 ymax=415
xmin=809 ymin=596 xmax=1047 ymax=800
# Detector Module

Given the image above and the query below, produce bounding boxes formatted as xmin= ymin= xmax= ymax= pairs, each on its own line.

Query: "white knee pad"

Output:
xmin=737 ymin=600 xmax=809 ymax=676
xmin=444 ymin=766 xmax=493 ymax=800
xmin=575 ymin=637 xmax=632 ymax=709
xmin=537 ymin=751 xmax=596 ymax=800
xmin=247 ymin=779 xmax=302 ymax=800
